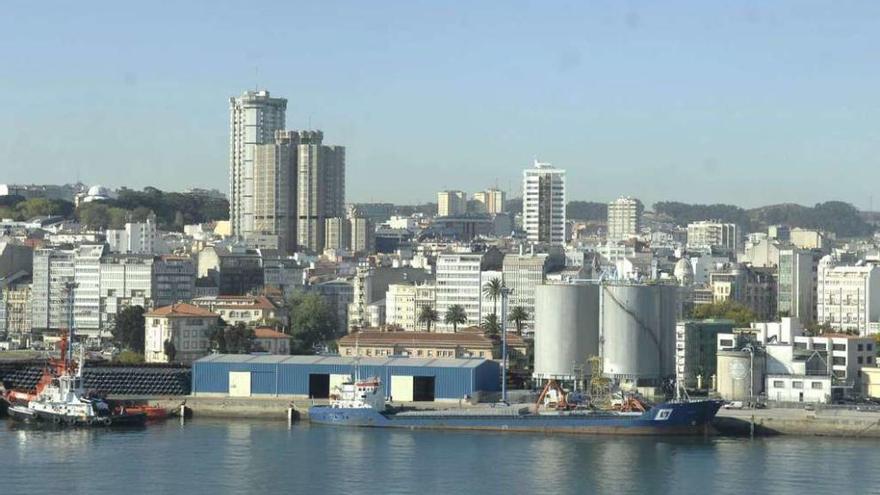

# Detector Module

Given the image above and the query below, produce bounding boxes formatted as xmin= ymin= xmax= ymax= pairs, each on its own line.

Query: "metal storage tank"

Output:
xmin=716 ymin=350 xmax=765 ymax=402
xmin=533 ymin=283 xmax=600 ymax=381
xmin=600 ymin=283 xmax=679 ymax=383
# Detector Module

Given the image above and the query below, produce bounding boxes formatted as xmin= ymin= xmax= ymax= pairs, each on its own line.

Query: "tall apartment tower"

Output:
xmin=473 ymin=188 xmax=506 ymax=215
xmin=296 ymin=130 xmax=346 ymax=253
xmin=251 ymin=130 xmax=299 ymax=253
xmin=229 ymin=90 xmax=287 ymax=237
xmin=607 ymin=196 xmax=644 ymax=242
xmin=437 ymin=190 xmax=467 ymax=216
xmin=523 ymin=161 xmax=566 ymax=244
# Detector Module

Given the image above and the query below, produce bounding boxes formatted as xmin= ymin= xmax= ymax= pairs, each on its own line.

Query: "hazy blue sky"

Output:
xmin=2 ymin=1 xmax=879 ymax=209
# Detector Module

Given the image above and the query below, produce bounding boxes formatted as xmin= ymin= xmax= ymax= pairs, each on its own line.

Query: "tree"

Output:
xmin=508 ymin=306 xmax=530 ymax=335
xmin=163 ymin=339 xmax=177 ymax=362
xmin=482 ymin=277 xmax=504 ymax=319
xmin=444 ymin=305 xmax=467 ymax=333
xmin=481 ymin=314 xmax=501 ymax=337
xmin=111 ymin=306 xmax=145 ymax=353
xmin=418 ymin=306 xmax=439 ymax=332
xmin=208 ymin=326 xmax=228 ymax=353
xmin=288 ymin=291 xmax=338 ymax=354
xmin=689 ymin=301 xmax=756 ymax=327
xmin=225 ymin=323 xmax=256 ymax=353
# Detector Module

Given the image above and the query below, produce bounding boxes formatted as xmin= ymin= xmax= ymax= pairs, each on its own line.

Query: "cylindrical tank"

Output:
xmin=601 ymin=283 xmax=679 ymax=383
xmin=533 ymin=283 xmax=600 ymax=380
xmin=716 ymin=350 xmax=765 ymax=401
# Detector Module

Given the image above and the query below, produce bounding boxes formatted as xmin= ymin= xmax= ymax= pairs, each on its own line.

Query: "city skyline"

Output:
xmin=3 ymin=2 xmax=880 ymax=209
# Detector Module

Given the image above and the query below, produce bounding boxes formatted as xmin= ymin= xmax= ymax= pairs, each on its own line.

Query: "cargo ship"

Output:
xmin=308 ymin=376 xmax=722 ymax=435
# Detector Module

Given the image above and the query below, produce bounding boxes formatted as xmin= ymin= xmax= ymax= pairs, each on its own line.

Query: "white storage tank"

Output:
xmin=533 ymin=283 xmax=600 ymax=381
xmin=601 ymin=283 xmax=679 ymax=383
xmin=716 ymin=350 xmax=765 ymax=402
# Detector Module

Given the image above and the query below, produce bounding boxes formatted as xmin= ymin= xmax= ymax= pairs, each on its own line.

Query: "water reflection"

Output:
xmin=3 ymin=419 xmax=880 ymax=495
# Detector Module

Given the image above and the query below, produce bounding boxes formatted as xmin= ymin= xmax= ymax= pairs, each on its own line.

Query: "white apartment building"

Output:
xmin=777 ymin=247 xmax=817 ymax=324
xmin=229 ymin=90 xmax=287 ymax=237
xmin=437 ymin=190 xmax=467 ymax=217
xmin=385 ymin=283 xmax=436 ymax=331
xmin=817 ymin=258 xmax=880 ymax=335
xmin=502 ymin=252 xmax=553 ymax=330
xmin=106 ymin=216 xmax=165 ymax=255
xmin=687 ymin=221 xmax=739 ymax=252
xmin=523 ymin=161 xmax=566 ymax=245
xmin=472 ymin=189 xmax=505 ymax=215
xmin=435 ymin=253 xmax=483 ymax=331
xmin=99 ymin=254 xmax=154 ymax=335
xmin=32 ymin=248 xmax=75 ymax=331
xmin=606 ymin=196 xmax=643 ymax=242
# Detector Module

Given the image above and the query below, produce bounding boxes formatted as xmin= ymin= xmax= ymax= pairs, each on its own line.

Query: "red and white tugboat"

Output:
xmin=2 ymin=331 xmax=146 ymax=427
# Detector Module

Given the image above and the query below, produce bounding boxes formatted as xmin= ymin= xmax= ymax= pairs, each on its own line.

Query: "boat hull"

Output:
xmin=308 ymin=401 xmax=722 ymax=436
xmin=6 ymin=405 xmax=147 ymax=427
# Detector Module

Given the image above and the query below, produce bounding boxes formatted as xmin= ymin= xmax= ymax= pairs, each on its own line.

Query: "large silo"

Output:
xmin=716 ymin=350 xmax=765 ymax=402
xmin=600 ymin=283 xmax=679 ymax=384
xmin=533 ymin=283 xmax=600 ymax=381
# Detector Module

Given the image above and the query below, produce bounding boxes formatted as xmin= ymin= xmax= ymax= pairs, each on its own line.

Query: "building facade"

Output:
xmin=817 ymin=260 xmax=880 ymax=335
xmin=229 ymin=90 xmax=287 ymax=238
xmin=437 ymin=190 xmax=467 ymax=217
xmin=296 ymin=131 xmax=346 ymax=253
xmin=250 ymin=130 xmax=298 ymax=252
xmin=472 ymin=188 xmax=505 ymax=215
xmin=687 ymin=221 xmax=739 ymax=253
xmin=607 ymin=196 xmax=644 ymax=242
xmin=522 ymin=161 xmax=566 ymax=244
xmin=435 ymin=253 xmax=483 ymax=331
xmin=144 ymin=303 xmax=220 ymax=363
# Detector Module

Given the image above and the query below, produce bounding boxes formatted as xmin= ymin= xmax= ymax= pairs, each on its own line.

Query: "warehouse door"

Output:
xmin=229 ymin=371 xmax=251 ymax=397
xmin=390 ymin=375 xmax=414 ymax=402
xmin=413 ymin=376 xmax=436 ymax=402
xmin=309 ymin=374 xmax=330 ymax=399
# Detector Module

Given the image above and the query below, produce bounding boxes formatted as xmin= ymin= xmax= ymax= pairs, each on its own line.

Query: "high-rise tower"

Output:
xmin=522 ymin=161 xmax=566 ymax=244
xmin=229 ymin=90 xmax=287 ymax=237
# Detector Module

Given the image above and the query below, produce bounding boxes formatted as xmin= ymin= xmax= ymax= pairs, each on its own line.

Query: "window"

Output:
xmin=858 ymin=344 xmax=864 ymax=351
xmin=773 ymin=380 xmax=784 ymax=388
xmin=833 ymin=343 xmax=846 ymax=351
xmin=720 ymin=339 xmax=734 ymax=347
xmin=792 ymin=381 xmax=803 ymax=389
xmin=869 ymin=344 xmax=874 ymax=352
xmin=813 ymin=343 xmax=826 ymax=351
xmin=858 ymin=356 xmax=864 ymax=364
xmin=794 ymin=342 xmax=807 ymax=350
xmin=811 ymin=382 xmax=824 ymax=390
xmin=833 ymin=357 xmax=846 ymax=366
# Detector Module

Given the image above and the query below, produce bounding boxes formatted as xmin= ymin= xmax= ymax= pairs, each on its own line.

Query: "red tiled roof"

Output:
xmin=254 ymin=327 xmax=290 ymax=339
xmin=145 ymin=303 xmax=218 ymax=318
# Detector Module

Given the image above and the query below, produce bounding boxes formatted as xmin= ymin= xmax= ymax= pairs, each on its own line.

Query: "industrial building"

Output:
xmin=192 ymin=354 xmax=500 ymax=402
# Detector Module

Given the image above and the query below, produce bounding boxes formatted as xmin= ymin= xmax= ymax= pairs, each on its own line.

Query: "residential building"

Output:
xmin=0 ymin=272 xmax=32 ymax=342
xmin=386 ymin=283 xmax=436 ymax=331
xmin=99 ymin=254 xmax=155 ymax=333
xmin=312 ymin=279 xmax=354 ymax=336
xmin=790 ymin=228 xmax=829 ymax=252
xmin=144 ymin=303 xmax=219 ymax=363
xmin=105 ymin=215 xmax=165 ymax=254
xmin=324 ymin=217 xmax=351 ymax=251
xmin=191 ymin=295 xmax=281 ymax=327
xmin=435 ymin=253 xmax=483 ymax=331
xmin=472 ymin=189 xmax=505 ymax=215
xmin=197 ymin=246 xmax=264 ymax=296
xmin=816 ymin=258 xmax=880 ymax=335
xmin=349 ymin=265 xmax=433 ymax=332
xmin=262 ymin=256 xmax=304 ymax=298
xmin=606 ymin=196 xmax=643 ymax=242
xmin=777 ymin=247 xmax=817 ymax=324
xmin=229 ymin=90 xmax=287 ymax=238
xmin=153 ymin=256 xmax=197 ymax=307
xmin=249 ymin=130 xmax=298 ymax=252
xmin=253 ymin=327 xmax=291 ymax=354
xmin=687 ymin=221 xmax=739 ymax=253
xmin=502 ymin=250 xmax=563 ymax=330
xmin=296 ymin=130 xmax=346 ymax=253
xmin=791 ymin=334 xmax=876 ymax=387
xmin=437 ymin=190 xmax=467 ymax=216
xmin=522 ymin=161 xmax=566 ymax=244
xmin=350 ymin=216 xmax=374 ymax=254
xmin=710 ymin=264 xmax=777 ymax=321
xmin=31 ymin=247 xmax=75 ymax=332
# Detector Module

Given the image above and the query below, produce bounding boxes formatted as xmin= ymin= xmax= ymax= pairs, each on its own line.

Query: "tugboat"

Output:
xmin=2 ymin=331 xmax=147 ymax=427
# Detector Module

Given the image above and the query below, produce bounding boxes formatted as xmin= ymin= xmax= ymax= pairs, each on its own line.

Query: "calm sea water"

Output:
xmin=2 ymin=418 xmax=878 ymax=495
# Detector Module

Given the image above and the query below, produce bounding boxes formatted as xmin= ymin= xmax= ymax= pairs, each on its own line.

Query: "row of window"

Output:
xmin=772 ymin=380 xmax=825 ymax=389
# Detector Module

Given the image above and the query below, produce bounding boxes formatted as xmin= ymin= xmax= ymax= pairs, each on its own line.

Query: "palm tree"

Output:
xmin=508 ymin=306 xmax=530 ymax=335
xmin=481 ymin=314 xmax=501 ymax=337
xmin=444 ymin=304 xmax=468 ymax=333
xmin=482 ymin=277 xmax=504 ymax=318
xmin=418 ymin=306 xmax=439 ymax=332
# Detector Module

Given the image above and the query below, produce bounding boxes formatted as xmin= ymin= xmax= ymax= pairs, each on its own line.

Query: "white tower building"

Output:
xmin=522 ymin=161 xmax=566 ymax=245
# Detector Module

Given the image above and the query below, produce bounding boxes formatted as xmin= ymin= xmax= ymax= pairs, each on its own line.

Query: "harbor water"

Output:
xmin=2 ymin=418 xmax=879 ymax=495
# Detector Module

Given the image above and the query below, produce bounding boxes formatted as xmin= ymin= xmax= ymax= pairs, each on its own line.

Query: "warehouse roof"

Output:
xmin=195 ymin=353 xmax=490 ymax=368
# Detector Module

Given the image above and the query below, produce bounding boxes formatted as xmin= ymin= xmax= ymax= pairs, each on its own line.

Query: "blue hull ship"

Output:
xmin=308 ymin=375 xmax=722 ymax=436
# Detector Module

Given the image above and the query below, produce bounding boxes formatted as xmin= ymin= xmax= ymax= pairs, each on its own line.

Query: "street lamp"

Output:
xmin=500 ymin=286 xmax=513 ymax=404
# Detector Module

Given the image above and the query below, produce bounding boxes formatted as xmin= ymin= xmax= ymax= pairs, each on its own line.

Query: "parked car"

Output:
xmin=722 ymin=401 xmax=744 ymax=410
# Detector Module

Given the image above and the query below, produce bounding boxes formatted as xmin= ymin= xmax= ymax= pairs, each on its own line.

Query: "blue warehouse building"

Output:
xmin=192 ymin=354 xmax=500 ymax=402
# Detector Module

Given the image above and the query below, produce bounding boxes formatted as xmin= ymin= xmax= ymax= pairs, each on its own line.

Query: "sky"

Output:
xmin=1 ymin=1 xmax=879 ymax=209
